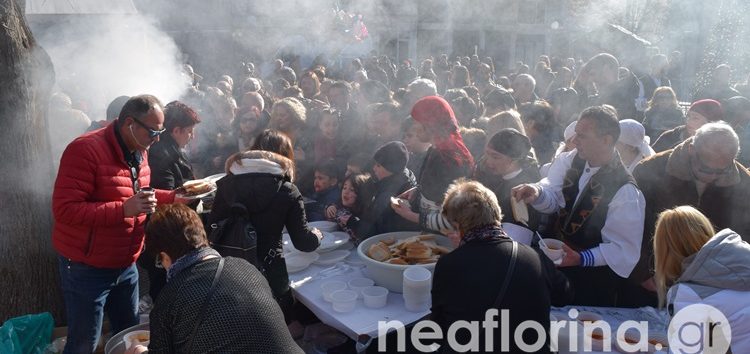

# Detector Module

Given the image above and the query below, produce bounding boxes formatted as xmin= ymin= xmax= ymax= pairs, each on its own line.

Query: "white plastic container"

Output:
xmin=362 ymin=286 xmax=389 ymax=308
xmin=330 ymin=290 xmax=357 ymax=313
xmin=320 ymin=280 xmax=347 ymax=302
xmin=404 ymin=297 xmax=431 ymax=312
xmin=347 ymin=277 xmax=375 ymax=298
xmin=403 ymin=266 xmax=432 ymax=302
xmin=540 ymin=238 xmax=565 ymax=262
xmin=123 ymin=330 xmax=150 ymax=349
xmin=356 ymin=232 xmax=453 ymax=292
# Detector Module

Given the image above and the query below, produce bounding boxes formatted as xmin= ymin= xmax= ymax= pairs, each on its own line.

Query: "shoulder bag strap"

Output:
xmin=186 ymin=257 xmax=225 ymax=352
xmin=493 ymin=241 xmax=518 ymax=308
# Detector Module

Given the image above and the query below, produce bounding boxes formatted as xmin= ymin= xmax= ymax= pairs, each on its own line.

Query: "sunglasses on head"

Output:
xmin=132 ymin=118 xmax=166 ymax=138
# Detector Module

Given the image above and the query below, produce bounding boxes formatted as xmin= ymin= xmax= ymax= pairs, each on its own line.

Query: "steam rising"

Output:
xmin=35 ymin=14 xmax=187 ymax=120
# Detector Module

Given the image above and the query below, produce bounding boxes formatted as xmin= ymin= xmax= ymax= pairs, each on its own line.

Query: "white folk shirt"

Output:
xmin=530 ymin=149 xmax=645 ymax=278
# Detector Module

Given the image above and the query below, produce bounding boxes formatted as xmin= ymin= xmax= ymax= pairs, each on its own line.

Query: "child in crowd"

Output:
xmin=401 ymin=117 xmax=431 ymax=176
xmin=359 ymin=141 xmax=419 ymax=237
xmin=306 ymin=159 xmax=341 ymax=221
xmin=313 ymin=109 xmax=341 ymax=165
xmin=325 ymin=173 xmax=371 ymax=243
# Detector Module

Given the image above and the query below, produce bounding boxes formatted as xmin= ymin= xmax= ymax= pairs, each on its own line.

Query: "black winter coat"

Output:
xmin=431 ymin=238 xmax=573 ymax=353
xmin=208 ymin=162 xmax=320 ymax=302
xmin=148 ymin=134 xmax=195 ymax=190
xmin=359 ymin=168 xmax=419 ymax=238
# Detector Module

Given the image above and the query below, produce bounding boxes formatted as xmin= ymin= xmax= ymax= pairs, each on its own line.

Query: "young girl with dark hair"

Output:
xmin=325 ymin=173 xmax=372 ymax=243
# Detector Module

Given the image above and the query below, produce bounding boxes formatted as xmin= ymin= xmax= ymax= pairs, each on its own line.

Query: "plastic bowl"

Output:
xmin=356 ymin=232 xmax=453 ymax=293
xmin=320 ymin=280 xmax=347 ymax=302
xmin=540 ymin=238 xmax=565 ymax=262
xmin=362 ymin=286 xmax=389 ymax=308
xmin=347 ymin=277 xmax=375 ymax=297
xmin=330 ymin=290 xmax=357 ymax=313
xmin=123 ymin=330 xmax=150 ymax=350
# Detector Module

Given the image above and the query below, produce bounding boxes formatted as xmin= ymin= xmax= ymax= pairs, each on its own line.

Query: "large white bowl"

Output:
xmin=357 ymin=231 xmax=453 ymax=293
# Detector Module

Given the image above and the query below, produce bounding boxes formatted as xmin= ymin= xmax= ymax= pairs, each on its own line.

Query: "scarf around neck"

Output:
xmin=166 ymin=247 xmax=222 ymax=282
xmin=460 ymin=224 xmax=509 ymax=247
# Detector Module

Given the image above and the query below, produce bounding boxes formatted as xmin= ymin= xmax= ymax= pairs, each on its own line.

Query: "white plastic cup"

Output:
xmin=362 ymin=286 xmax=389 ymax=308
xmin=404 ymin=297 xmax=431 ymax=312
xmin=541 ymin=238 xmax=565 ymax=262
xmin=403 ymin=266 xmax=431 ymax=285
xmin=330 ymin=290 xmax=357 ymax=313
xmin=321 ymin=280 xmax=347 ymax=302
xmin=403 ymin=266 xmax=432 ymax=302
xmin=347 ymin=278 xmax=375 ymax=298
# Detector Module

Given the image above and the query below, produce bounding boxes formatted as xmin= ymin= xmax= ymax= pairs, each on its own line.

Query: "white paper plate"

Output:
xmin=285 ymin=251 xmax=320 ymax=273
xmin=308 ymin=221 xmax=339 ymax=232
xmin=313 ymin=250 xmax=351 ymax=266
xmin=318 ymin=231 xmax=350 ymax=252
xmin=204 ymin=173 xmax=226 ymax=183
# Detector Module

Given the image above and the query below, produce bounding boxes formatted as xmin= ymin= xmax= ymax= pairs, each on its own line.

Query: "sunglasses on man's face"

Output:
xmin=132 ymin=118 xmax=166 ymax=138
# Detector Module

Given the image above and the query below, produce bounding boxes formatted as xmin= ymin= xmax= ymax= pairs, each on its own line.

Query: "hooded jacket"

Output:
xmin=668 ymin=229 xmax=750 ymax=352
xmin=207 ymin=158 xmax=320 ymax=299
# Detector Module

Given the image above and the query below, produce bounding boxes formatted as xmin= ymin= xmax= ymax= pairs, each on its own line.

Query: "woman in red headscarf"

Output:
xmin=391 ymin=96 xmax=474 ymax=231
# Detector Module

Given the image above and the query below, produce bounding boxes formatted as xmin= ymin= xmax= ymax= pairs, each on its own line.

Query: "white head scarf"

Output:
xmin=618 ymin=119 xmax=655 ymax=157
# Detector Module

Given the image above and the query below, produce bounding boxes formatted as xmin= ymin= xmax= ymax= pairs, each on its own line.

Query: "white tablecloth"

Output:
xmin=288 ymin=248 xmax=670 ymax=353
xmin=289 ymin=251 xmax=430 ymax=341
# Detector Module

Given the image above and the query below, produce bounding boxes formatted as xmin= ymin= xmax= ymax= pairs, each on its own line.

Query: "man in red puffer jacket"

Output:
xmin=53 ymin=94 xmax=176 ymax=354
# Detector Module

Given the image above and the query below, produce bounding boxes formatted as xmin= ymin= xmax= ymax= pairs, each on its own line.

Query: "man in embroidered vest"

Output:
xmin=624 ymin=122 xmax=750 ymax=307
xmin=513 ymin=105 xmax=646 ymax=306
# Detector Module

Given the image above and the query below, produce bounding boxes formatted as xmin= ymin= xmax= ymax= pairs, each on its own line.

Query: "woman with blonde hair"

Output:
xmin=430 ymin=179 xmax=571 ymax=353
xmin=653 ymin=205 xmax=750 ymax=352
xmin=269 ymin=97 xmax=306 ymax=142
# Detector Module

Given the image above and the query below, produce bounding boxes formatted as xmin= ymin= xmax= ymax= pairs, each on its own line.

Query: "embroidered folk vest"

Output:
xmin=556 ymin=153 xmax=636 ymax=250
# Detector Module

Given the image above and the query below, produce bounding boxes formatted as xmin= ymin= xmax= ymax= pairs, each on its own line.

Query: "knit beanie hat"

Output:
xmin=689 ymin=99 xmax=723 ymax=122
xmin=373 ymin=141 xmax=409 ymax=173
xmin=487 ymin=128 xmax=532 ymax=159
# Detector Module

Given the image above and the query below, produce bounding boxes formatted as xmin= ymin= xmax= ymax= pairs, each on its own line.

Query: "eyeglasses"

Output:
xmin=692 ymin=155 xmax=733 ymax=176
xmin=132 ymin=118 xmax=166 ymax=138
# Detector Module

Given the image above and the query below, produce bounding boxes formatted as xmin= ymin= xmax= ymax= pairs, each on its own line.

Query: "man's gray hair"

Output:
xmin=693 ymin=121 xmax=740 ymax=157
xmin=407 ymin=78 xmax=438 ymax=97
xmin=514 ymin=73 xmax=536 ymax=88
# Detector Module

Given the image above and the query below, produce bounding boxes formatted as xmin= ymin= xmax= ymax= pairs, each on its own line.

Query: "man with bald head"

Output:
xmin=624 ymin=122 xmax=750 ymax=307
xmin=511 ymin=73 xmax=537 ymax=105
xmin=53 ymin=95 xmax=179 ymax=353
xmin=575 ymin=53 xmax=641 ymax=120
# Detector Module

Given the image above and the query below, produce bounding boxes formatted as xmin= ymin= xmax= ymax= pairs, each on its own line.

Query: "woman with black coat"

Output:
xmin=431 ymin=180 xmax=573 ymax=353
xmin=207 ymin=150 xmax=321 ymax=319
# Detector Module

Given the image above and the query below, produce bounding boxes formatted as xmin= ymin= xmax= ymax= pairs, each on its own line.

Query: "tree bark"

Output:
xmin=0 ymin=0 xmax=62 ymax=323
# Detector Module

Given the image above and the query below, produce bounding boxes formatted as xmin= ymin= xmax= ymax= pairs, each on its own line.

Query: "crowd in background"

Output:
xmin=49 ymin=48 xmax=750 ymax=353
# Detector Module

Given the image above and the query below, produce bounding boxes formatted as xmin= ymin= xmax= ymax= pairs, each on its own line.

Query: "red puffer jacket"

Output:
xmin=53 ymin=121 xmax=175 ymax=268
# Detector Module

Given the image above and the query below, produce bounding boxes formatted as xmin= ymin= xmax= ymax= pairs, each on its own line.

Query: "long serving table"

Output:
xmin=288 ymin=248 xmax=430 ymax=348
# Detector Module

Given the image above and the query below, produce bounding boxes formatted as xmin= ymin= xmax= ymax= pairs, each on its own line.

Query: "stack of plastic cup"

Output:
xmin=402 ymin=266 xmax=432 ymax=312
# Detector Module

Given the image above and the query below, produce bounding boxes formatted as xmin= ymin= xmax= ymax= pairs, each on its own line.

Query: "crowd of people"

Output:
xmin=49 ymin=48 xmax=750 ymax=353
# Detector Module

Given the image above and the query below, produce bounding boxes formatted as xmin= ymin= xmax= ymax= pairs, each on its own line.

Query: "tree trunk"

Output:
xmin=0 ymin=0 xmax=62 ymax=323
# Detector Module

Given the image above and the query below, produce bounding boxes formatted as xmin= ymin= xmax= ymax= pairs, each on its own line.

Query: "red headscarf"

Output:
xmin=411 ymin=96 xmax=474 ymax=167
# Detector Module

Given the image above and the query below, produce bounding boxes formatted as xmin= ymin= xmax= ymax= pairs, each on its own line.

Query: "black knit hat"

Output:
xmin=373 ymin=141 xmax=409 ymax=173
xmin=487 ymin=128 xmax=532 ymax=159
